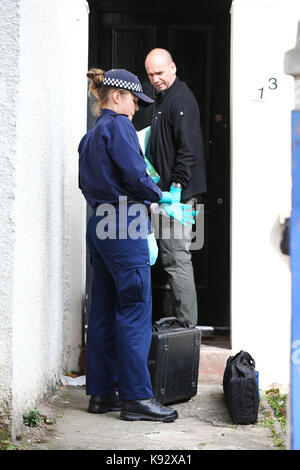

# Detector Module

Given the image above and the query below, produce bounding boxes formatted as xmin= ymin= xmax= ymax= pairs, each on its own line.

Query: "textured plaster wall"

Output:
xmin=0 ymin=0 xmax=20 ymax=431
xmin=0 ymin=0 xmax=88 ymax=435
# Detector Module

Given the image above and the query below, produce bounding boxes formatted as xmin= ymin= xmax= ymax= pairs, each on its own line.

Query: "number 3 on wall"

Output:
xmin=258 ymin=78 xmax=278 ymax=99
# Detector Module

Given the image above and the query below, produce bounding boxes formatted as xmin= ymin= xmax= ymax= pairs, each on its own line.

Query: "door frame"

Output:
xmin=83 ymin=0 xmax=232 ymax=342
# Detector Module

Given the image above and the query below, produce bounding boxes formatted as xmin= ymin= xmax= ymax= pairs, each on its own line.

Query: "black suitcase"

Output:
xmin=148 ymin=317 xmax=201 ymax=405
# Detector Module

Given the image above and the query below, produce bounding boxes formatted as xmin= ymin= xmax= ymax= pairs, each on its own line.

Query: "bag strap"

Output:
xmin=235 ymin=351 xmax=256 ymax=377
xmin=239 ymin=351 xmax=256 ymax=368
xmin=226 ymin=350 xmax=245 ymax=368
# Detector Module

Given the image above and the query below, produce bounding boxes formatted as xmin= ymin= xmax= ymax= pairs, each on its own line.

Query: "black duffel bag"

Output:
xmin=223 ymin=350 xmax=259 ymax=424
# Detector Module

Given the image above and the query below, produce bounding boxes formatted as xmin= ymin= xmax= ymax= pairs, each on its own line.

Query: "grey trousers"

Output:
xmin=152 ymin=198 xmax=198 ymax=327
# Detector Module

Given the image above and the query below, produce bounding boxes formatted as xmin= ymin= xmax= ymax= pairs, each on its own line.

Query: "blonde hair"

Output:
xmin=87 ymin=67 xmax=128 ymax=116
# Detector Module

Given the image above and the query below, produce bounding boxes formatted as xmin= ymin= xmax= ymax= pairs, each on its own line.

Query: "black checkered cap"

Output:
xmin=103 ymin=68 xmax=153 ymax=106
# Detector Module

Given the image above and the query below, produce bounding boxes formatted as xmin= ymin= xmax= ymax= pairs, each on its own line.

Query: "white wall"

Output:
xmin=231 ymin=0 xmax=300 ymax=389
xmin=0 ymin=0 xmax=88 ymax=436
xmin=0 ymin=0 xmax=20 ymax=431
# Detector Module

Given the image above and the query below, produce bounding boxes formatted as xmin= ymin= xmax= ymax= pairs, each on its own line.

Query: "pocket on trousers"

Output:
xmin=117 ymin=265 xmax=150 ymax=304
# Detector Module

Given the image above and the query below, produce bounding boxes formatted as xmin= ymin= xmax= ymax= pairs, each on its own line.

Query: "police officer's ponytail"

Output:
xmin=87 ymin=68 xmax=107 ymax=115
xmin=87 ymin=68 xmax=105 ymax=91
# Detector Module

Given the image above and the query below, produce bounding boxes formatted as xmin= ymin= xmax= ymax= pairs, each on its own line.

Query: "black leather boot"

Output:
xmin=120 ymin=398 xmax=178 ymax=422
xmin=88 ymin=394 xmax=122 ymax=413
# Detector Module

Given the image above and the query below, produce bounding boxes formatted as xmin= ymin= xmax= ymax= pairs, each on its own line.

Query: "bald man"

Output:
xmin=145 ymin=48 xmax=207 ymax=327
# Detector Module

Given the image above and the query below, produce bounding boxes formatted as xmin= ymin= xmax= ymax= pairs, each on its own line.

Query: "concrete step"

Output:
xmin=199 ymin=337 xmax=232 ymax=384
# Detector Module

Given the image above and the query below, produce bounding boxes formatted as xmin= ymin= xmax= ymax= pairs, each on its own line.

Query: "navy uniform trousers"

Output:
xmin=85 ymin=208 xmax=153 ymax=401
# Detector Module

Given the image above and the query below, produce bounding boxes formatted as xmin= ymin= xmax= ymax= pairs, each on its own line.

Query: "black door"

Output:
xmin=86 ymin=0 xmax=231 ymax=330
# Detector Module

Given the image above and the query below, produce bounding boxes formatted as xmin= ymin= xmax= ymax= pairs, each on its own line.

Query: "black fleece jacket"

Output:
xmin=149 ymin=77 xmax=207 ymax=202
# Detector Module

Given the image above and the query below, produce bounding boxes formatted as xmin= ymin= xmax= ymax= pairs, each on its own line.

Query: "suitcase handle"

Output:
xmin=152 ymin=316 xmax=189 ymax=330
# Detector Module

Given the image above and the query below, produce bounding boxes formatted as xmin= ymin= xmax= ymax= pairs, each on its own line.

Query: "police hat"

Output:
xmin=103 ymin=69 xmax=154 ymax=107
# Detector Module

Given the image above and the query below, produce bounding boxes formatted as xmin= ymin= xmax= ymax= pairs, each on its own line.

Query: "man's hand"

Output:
xmin=160 ymin=202 xmax=198 ymax=226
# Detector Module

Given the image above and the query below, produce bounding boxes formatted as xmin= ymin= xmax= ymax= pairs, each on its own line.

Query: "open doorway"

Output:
xmin=85 ymin=0 xmax=231 ymax=341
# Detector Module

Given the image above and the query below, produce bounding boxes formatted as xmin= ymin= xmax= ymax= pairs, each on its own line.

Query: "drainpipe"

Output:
xmin=284 ymin=20 xmax=300 ymax=451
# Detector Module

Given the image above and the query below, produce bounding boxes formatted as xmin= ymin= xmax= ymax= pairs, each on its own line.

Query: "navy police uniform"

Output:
xmin=78 ymin=108 xmax=162 ymax=400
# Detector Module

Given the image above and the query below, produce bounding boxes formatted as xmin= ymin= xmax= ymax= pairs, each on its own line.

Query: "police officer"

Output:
xmin=78 ymin=68 xmax=195 ymax=422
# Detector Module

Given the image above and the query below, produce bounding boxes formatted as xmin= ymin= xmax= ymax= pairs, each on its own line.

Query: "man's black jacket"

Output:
xmin=149 ymin=77 xmax=207 ymax=202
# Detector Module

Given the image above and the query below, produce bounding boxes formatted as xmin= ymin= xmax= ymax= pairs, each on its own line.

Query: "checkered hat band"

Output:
xmin=103 ymin=77 xmax=142 ymax=92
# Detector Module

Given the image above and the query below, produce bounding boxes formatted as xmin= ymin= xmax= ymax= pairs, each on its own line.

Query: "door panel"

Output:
xmin=113 ymin=25 xmax=155 ymax=130
xmin=87 ymin=0 xmax=231 ymax=328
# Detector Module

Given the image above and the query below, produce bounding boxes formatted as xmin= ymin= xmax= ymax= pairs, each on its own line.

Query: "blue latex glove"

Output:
xmin=161 ymin=202 xmax=198 ymax=226
xmin=158 ymin=191 xmax=176 ymax=204
xmin=147 ymin=232 xmax=158 ymax=265
xmin=169 ymin=185 xmax=182 ymax=202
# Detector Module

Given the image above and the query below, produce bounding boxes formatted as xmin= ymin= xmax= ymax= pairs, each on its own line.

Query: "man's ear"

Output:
xmin=171 ymin=62 xmax=177 ymax=75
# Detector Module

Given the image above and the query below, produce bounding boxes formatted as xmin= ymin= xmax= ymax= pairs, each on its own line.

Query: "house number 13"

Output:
xmin=258 ymin=78 xmax=278 ymax=99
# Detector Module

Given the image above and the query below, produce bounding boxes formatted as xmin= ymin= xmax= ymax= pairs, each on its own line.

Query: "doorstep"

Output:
xmin=199 ymin=336 xmax=232 ymax=385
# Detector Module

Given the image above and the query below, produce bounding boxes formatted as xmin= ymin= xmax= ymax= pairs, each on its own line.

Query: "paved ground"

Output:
xmin=20 ymin=383 xmax=278 ymax=452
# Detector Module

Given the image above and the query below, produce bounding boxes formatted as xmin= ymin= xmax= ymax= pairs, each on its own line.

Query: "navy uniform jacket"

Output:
xmin=150 ymin=78 xmax=207 ymax=202
xmin=78 ymin=108 xmax=162 ymax=209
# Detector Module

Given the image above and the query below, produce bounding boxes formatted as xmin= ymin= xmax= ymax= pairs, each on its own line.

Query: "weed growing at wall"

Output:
xmin=260 ymin=388 xmax=287 ymax=450
xmin=0 ymin=430 xmax=17 ymax=450
xmin=23 ymin=410 xmax=43 ymax=428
